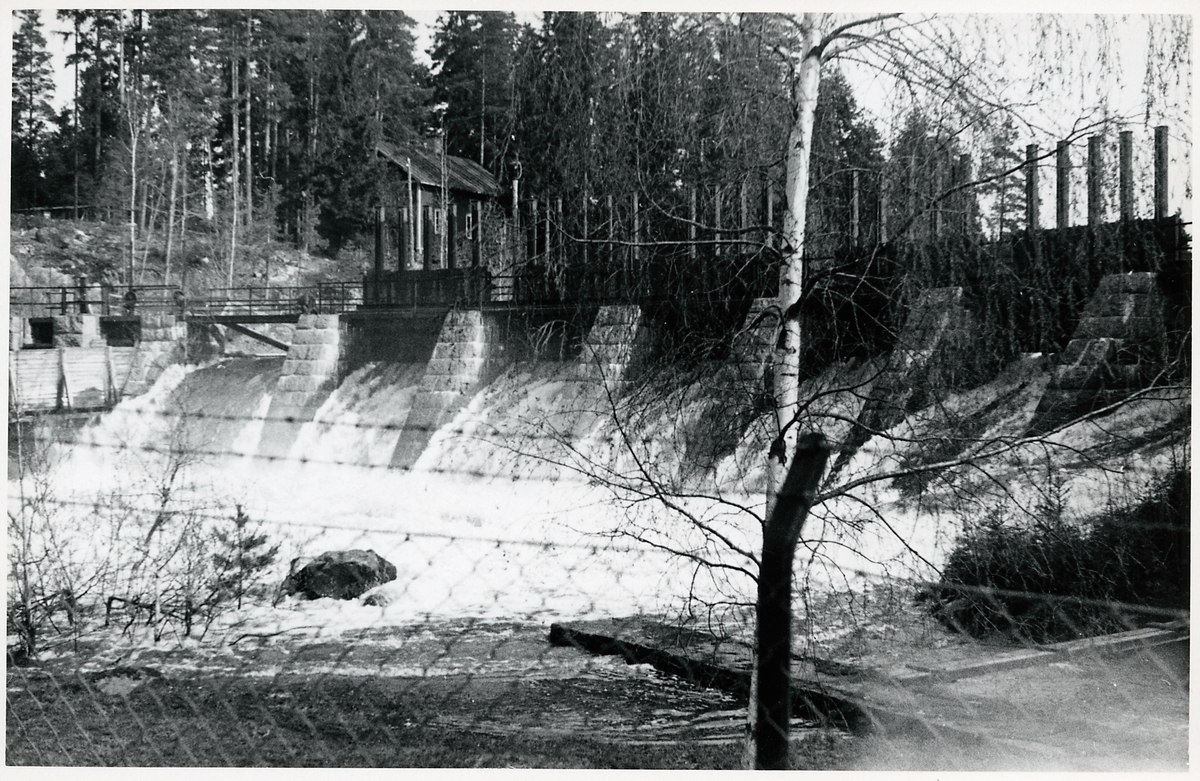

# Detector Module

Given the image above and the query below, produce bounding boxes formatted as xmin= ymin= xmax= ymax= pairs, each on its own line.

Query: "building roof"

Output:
xmin=376 ymin=140 xmax=502 ymax=198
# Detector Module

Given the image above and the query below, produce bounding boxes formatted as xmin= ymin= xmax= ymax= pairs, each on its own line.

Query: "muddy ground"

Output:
xmin=6 ymin=618 xmax=1188 ymax=770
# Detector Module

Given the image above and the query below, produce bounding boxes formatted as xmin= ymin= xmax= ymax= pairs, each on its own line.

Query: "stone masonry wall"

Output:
xmin=122 ymin=313 xmax=188 ymax=396
xmin=853 ymin=287 xmax=978 ymax=442
xmin=731 ymin=298 xmax=779 ymax=393
xmin=1029 ymin=272 xmax=1167 ymax=434
xmin=259 ymin=314 xmax=344 ymax=459
xmin=390 ymin=309 xmax=508 ymax=469
xmin=51 ymin=313 xmax=102 ymax=348
xmin=576 ymin=305 xmax=655 ymax=388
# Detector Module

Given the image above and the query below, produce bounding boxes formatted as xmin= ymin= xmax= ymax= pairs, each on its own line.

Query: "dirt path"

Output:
xmin=7 ymin=618 xmax=1187 ymax=769
xmin=7 ymin=620 xmax=853 ymax=768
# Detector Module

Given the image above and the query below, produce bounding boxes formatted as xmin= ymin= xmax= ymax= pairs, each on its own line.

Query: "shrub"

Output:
xmin=212 ymin=505 xmax=281 ymax=610
xmin=919 ymin=469 xmax=1189 ymax=644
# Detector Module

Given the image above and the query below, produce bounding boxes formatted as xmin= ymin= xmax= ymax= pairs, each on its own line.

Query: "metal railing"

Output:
xmin=10 ymin=283 xmax=364 ymax=322
xmin=188 ymin=283 xmax=363 ymax=319
xmin=9 ymin=285 xmax=183 ymax=319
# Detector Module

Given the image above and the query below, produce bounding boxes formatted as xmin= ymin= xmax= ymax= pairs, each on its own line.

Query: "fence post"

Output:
xmin=1025 ymin=144 xmax=1039 ymax=231
xmin=753 ymin=433 xmax=831 ymax=770
xmin=607 ymin=194 xmax=615 ymax=299
xmin=1088 ymin=136 xmax=1102 ymax=228
xmin=740 ymin=179 xmax=749 ymax=246
xmin=472 ymin=200 xmax=482 ymax=268
xmin=765 ymin=180 xmax=775 ymax=250
xmin=448 ymin=203 xmax=458 ymax=270
xmin=555 ymin=197 xmax=564 ymax=276
xmin=374 ymin=206 xmax=386 ymax=279
xmin=582 ymin=189 xmax=589 ymax=271
xmin=1056 ymin=140 xmax=1071 ymax=230
xmin=689 ymin=186 xmax=698 ymax=266
xmin=1154 ymin=125 xmax=1169 ymax=221
xmin=714 ymin=186 xmax=722 ymax=259
xmin=957 ymin=154 xmax=972 ymax=235
xmin=1119 ymin=130 xmax=1134 ymax=222
xmin=878 ymin=171 xmax=889 ymax=245
xmin=850 ymin=170 xmax=860 ymax=246
xmin=631 ymin=192 xmax=640 ymax=297
xmin=530 ymin=198 xmax=539 ymax=263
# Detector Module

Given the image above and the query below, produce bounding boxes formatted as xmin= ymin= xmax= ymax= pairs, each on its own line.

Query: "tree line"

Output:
xmin=11 ymin=10 xmax=1041 ymax=284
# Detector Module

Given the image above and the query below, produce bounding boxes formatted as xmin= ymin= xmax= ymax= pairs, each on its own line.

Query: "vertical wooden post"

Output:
xmin=1025 ymin=144 xmax=1039 ymax=231
xmin=957 ymin=154 xmax=971 ymax=235
xmin=878 ymin=172 xmax=888 ymax=244
xmin=1087 ymin=136 xmax=1102 ymax=227
xmin=714 ymin=186 xmax=722 ymax=259
xmin=396 ymin=209 xmax=406 ymax=273
xmin=422 ymin=203 xmax=433 ymax=272
xmin=631 ymin=191 xmax=640 ymax=296
xmin=471 ymin=200 xmax=481 ymax=268
xmin=530 ymin=198 xmax=539 ymax=261
xmin=374 ymin=206 xmax=385 ymax=279
xmin=1154 ymin=125 xmax=1169 ymax=220
xmin=581 ymin=189 xmax=589 ymax=272
xmin=850 ymin=170 xmax=860 ymax=246
xmin=607 ymin=194 xmax=615 ymax=299
xmin=765 ymin=181 xmax=775 ymax=250
xmin=555 ymin=197 xmax=563 ymax=272
xmin=447 ymin=203 xmax=457 ymax=270
xmin=1056 ymin=139 xmax=1071 ymax=230
xmin=415 ymin=187 xmax=424 ymax=269
xmin=740 ymin=179 xmax=749 ymax=250
xmin=689 ymin=187 xmax=698 ymax=264
xmin=1119 ymin=130 xmax=1134 ymax=222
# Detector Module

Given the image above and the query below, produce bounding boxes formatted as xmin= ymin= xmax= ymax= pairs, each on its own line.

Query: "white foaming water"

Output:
xmin=23 ymin=357 xmax=699 ymax=629
xmin=231 ymin=394 xmax=272 ymax=456
xmin=286 ymin=362 xmax=425 ymax=467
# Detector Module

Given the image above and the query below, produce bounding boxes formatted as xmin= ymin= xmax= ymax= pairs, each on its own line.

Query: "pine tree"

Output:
xmin=430 ymin=11 xmax=519 ymax=175
xmin=11 ymin=10 xmax=57 ymax=210
xmin=211 ymin=505 xmax=280 ymax=610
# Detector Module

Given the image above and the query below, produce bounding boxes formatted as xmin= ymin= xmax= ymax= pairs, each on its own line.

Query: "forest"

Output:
xmin=10 ymin=11 xmax=1189 ymax=373
xmin=11 ymin=11 xmax=1059 ymax=279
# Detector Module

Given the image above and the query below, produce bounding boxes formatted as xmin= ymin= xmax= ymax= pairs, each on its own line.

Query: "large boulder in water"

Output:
xmin=280 ymin=549 xmax=397 ymax=601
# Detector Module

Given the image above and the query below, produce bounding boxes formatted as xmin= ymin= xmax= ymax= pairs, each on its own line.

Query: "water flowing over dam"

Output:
xmin=27 ymin=353 xmax=752 ymax=623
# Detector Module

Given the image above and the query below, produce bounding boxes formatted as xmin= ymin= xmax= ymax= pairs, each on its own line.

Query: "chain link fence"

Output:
xmin=7 ymin=390 xmax=1190 ymax=770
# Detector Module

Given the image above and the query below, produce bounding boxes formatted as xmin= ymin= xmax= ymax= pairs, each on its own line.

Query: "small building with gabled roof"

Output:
xmin=375 ymin=140 xmax=502 ymax=272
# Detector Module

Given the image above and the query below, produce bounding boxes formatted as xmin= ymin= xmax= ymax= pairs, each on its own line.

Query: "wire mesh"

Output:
xmin=6 ymin=386 xmax=1190 ymax=770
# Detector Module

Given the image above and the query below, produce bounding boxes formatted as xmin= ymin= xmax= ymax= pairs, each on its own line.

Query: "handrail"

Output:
xmin=10 ymin=282 xmax=364 ymax=320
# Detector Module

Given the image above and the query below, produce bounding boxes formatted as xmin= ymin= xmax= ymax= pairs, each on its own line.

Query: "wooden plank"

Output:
xmin=1025 ymin=144 xmax=1039 ymax=230
xmin=225 ymin=322 xmax=290 ymax=352
xmin=1056 ymin=139 xmax=1071 ymax=229
xmin=1154 ymin=125 xmax=1169 ymax=220
xmin=1088 ymin=135 xmax=1102 ymax=227
xmin=14 ymin=350 xmax=63 ymax=410
xmin=1119 ymin=130 xmax=1134 ymax=222
xmin=62 ymin=348 xmax=109 ymax=409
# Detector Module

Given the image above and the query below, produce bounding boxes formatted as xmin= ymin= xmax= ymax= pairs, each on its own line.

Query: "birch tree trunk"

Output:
xmin=230 ymin=55 xmax=240 ymax=287
xmin=744 ymin=13 xmax=824 ymax=769
xmin=165 ymin=143 xmax=178 ymax=286
xmin=244 ymin=13 xmax=253 ymax=230
xmin=771 ymin=16 xmax=822 ymax=509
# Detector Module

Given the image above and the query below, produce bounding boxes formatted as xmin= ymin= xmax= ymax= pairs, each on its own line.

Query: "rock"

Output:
xmin=280 ymin=549 xmax=397 ymax=601
xmin=361 ymin=588 xmax=392 ymax=607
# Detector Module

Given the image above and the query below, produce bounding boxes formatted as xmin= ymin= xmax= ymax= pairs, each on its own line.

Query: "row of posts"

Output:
xmin=1028 ymin=125 xmax=1171 ymax=230
xmin=370 ymin=125 xmax=1173 ymax=281
xmin=373 ymin=199 xmax=484 ymax=277
xmin=523 ymin=125 xmax=1174 ymax=253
